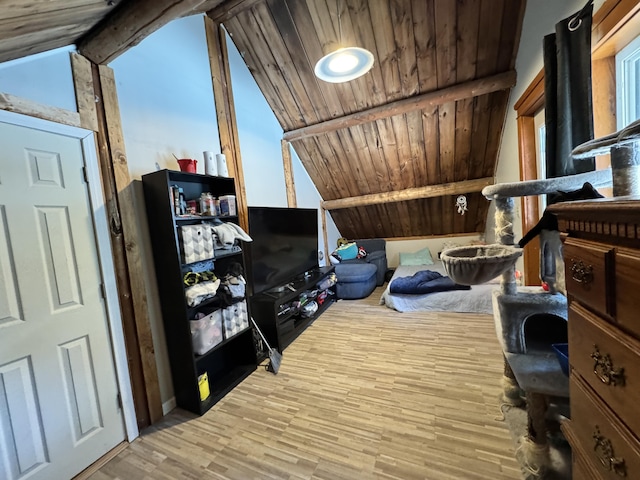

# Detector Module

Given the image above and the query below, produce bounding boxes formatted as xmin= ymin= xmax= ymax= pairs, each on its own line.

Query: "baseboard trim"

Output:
xmin=162 ymin=396 xmax=177 ymax=415
xmin=72 ymin=441 xmax=129 ymax=480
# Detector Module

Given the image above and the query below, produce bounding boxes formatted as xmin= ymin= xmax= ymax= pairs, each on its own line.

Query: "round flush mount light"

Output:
xmin=314 ymin=47 xmax=374 ymax=83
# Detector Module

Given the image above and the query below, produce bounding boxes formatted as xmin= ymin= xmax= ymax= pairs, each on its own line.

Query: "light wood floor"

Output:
xmin=89 ymin=287 xmax=522 ymax=480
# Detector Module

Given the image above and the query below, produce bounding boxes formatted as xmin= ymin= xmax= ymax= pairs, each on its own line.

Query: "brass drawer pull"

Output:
xmin=591 ymin=345 xmax=626 ymax=387
xmin=570 ymin=259 xmax=594 ymax=284
xmin=593 ymin=426 xmax=627 ymax=476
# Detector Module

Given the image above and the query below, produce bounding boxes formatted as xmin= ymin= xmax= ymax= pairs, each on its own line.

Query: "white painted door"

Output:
xmin=0 ymin=122 xmax=125 ymax=480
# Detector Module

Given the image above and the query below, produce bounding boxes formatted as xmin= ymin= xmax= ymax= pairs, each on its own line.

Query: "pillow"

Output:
xmin=336 ymin=242 xmax=358 ymax=260
xmin=399 ymin=247 xmax=434 ymax=266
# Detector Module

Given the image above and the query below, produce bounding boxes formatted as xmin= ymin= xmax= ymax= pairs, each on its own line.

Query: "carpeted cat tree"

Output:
xmin=441 ymin=168 xmax=613 ymax=477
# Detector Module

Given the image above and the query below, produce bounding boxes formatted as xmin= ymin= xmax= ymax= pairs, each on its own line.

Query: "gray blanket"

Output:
xmin=380 ymin=263 xmax=497 ymax=314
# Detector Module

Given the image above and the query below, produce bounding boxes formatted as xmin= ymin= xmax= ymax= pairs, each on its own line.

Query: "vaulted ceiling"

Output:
xmin=0 ymin=0 xmax=527 ymax=240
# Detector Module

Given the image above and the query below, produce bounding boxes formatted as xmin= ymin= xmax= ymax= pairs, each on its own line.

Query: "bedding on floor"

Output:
xmin=380 ymin=262 xmax=498 ymax=314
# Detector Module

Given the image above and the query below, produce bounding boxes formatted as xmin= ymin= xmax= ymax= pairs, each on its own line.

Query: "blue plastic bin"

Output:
xmin=552 ymin=343 xmax=569 ymax=376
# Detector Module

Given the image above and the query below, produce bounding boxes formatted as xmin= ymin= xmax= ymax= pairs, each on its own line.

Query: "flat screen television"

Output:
xmin=245 ymin=207 xmax=319 ymax=295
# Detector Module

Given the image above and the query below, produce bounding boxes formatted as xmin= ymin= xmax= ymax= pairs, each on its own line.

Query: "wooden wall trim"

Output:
xmin=95 ymin=64 xmax=163 ymax=425
xmin=71 ymin=53 xmax=152 ymax=429
xmin=71 ymin=53 xmax=99 ymax=132
xmin=0 ymin=92 xmax=81 ymax=128
xmin=205 ymin=17 xmax=248 ymax=231
xmin=322 ymin=177 xmax=493 ymax=210
xmin=281 ymin=139 xmax=297 ymax=207
xmin=592 ymin=0 xmax=640 ymax=57
xmin=283 ymin=70 xmax=517 ymax=142
xmin=513 ymin=69 xmax=544 ymax=115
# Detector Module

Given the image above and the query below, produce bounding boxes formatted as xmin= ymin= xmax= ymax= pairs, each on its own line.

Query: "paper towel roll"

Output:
xmin=203 ymin=151 xmax=217 ymax=176
xmin=216 ymin=153 xmax=228 ymax=177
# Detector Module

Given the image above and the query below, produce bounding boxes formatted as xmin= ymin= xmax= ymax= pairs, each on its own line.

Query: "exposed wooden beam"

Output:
xmin=281 ymin=139 xmax=297 ymax=208
xmin=0 ymin=92 xmax=80 ymax=128
xmin=70 ymin=53 xmax=99 ymax=132
xmin=206 ymin=0 xmax=264 ymax=23
xmin=283 ymin=71 xmax=517 ymax=142
xmin=96 ymin=64 xmax=163 ymax=424
xmin=321 ymin=177 xmax=493 ymax=211
xmin=77 ymin=0 xmax=208 ymax=65
xmin=205 ymin=17 xmax=249 ymax=231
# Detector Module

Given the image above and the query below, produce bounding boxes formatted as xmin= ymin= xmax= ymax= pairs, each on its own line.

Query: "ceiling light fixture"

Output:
xmin=314 ymin=1 xmax=374 ymax=83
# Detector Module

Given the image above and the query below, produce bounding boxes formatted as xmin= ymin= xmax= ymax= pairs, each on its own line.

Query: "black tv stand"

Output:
xmin=250 ymin=266 xmax=336 ymax=353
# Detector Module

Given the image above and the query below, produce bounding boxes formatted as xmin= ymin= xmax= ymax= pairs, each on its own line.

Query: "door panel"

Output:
xmin=0 ymin=122 xmax=125 ymax=480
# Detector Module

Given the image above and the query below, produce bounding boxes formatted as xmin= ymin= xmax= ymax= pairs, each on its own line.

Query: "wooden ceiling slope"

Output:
xmin=0 ymin=0 xmax=525 ymax=241
xmin=222 ymin=0 xmax=526 ymax=239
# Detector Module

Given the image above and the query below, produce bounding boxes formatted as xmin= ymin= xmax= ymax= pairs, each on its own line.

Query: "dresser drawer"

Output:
xmin=571 ymin=374 xmax=640 ymax=479
xmin=564 ymin=238 xmax=614 ymax=317
xmin=569 ymin=302 xmax=640 ymax=436
xmin=615 ymin=248 xmax=640 ymax=338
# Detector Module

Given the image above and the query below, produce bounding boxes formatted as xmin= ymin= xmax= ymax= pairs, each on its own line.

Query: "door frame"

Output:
xmin=0 ymin=108 xmax=139 ymax=441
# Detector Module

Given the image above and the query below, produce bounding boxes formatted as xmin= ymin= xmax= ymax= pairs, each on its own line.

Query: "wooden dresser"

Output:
xmin=549 ymin=197 xmax=640 ymax=479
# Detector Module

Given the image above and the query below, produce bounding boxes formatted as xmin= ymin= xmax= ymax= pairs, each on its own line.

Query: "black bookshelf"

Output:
xmin=142 ymin=169 xmax=256 ymax=415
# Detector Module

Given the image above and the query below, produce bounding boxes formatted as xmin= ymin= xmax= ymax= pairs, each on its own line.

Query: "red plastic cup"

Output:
xmin=177 ymin=159 xmax=197 ymax=173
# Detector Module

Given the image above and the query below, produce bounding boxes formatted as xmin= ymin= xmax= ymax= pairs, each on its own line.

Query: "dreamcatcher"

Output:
xmin=455 ymin=195 xmax=468 ymax=215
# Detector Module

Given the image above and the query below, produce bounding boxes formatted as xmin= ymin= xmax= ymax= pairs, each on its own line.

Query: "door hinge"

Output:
xmin=82 ymin=166 xmax=89 ymax=183
xmin=100 ymin=283 xmax=107 ymax=299
xmin=117 ymin=392 xmax=123 ymax=410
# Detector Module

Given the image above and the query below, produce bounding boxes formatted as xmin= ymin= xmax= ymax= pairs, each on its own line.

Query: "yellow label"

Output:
xmin=198 ymin=373 xmax=210 ymax=401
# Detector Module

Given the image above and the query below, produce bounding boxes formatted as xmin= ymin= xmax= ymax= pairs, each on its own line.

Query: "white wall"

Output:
xmin=0 ymin=46 xmax=77 ymax=111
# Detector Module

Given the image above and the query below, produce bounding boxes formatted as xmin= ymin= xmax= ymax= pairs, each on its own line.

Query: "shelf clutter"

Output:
xmin=142 ymin=169 xmax=256 ymax=415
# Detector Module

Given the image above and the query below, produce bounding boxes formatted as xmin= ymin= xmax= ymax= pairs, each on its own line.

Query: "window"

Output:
xmin=616 ymin=34 xmax=640 ymax=129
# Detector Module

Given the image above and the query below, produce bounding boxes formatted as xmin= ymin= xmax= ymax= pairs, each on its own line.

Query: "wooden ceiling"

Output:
xmin=0 ymin=0 xmax=526 ymax=240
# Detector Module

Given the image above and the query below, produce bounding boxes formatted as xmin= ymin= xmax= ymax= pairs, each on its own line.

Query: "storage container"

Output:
xmin=222 ymin=300 xmax=249 ymax=339
xmin=180 ymin=223 xmax=214 ymax=264
xmin=190 ymin=309 xmax=223 ymax=355
xmin=219 ymin=195 xmax=237 ymax=216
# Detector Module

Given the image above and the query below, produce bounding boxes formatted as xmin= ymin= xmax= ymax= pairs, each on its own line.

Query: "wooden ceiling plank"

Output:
xmin=453 ymin=0 xmax=480 ymax=234
xmin=336 ymin=0 xmax=381 ymax=113
xmin=0 ymin=3 xmax=111 ymax=39
xmin=434 ymin=0 xmax=457 ymax=89
xmin=348 ymin=0 xmax=389 ymax=108
xmin=283 ymin=70 xmax=516 ymax=141
xmin=405 ymin=109 xmax=429 ymax=232
xmin=421 ymin=106 xmax=441 ymax=232
xmin=432 ymin=0 xmax=457 ymax=235
xmin=333 ymin=128 xmax=387 ymax=235
xmin=498 ymin=0 xmax=527 ymax=71
xmin=476 ymin=0 xmax=505 ymax=78
xmin=358 ymin=121 xmax=406 ymax=236
xmin=290 ymin=139 xmax=338 ymax=199
xmin=206 ymin=0 xmax=261 ymax=22
xmin=78 ymin=0 xmax=208 ymax=65
xmin=322 ymin=177 xmax=493 ymax=210
xmin=0 ymin=0 xmax=116 ymax=19
xmin=283 ymin=0 xmax=350 ymax=118
xmin=232 ymin=8 xmax=308 ymax=127
xmin=252 ymin=2 xmax=321 ymax=125
xmin=224 ymin=17 xmax=295 ymax=127
xmin=0 ymin=23 xmax=89 ymax=63
xmin=368 ymin=0 xmax=403 ymax=101
xmin=412 ymin=0 xmax=438 ymax=93
xmin=266 ymin=0 xmax=331 ymax=121
xmin=389 ymin=0 xmax=419 ymax=98
xmin=390 ymin=114 xmax=422 ymax=234
xmin=305 ymin=0 xmax=363 ymax=117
